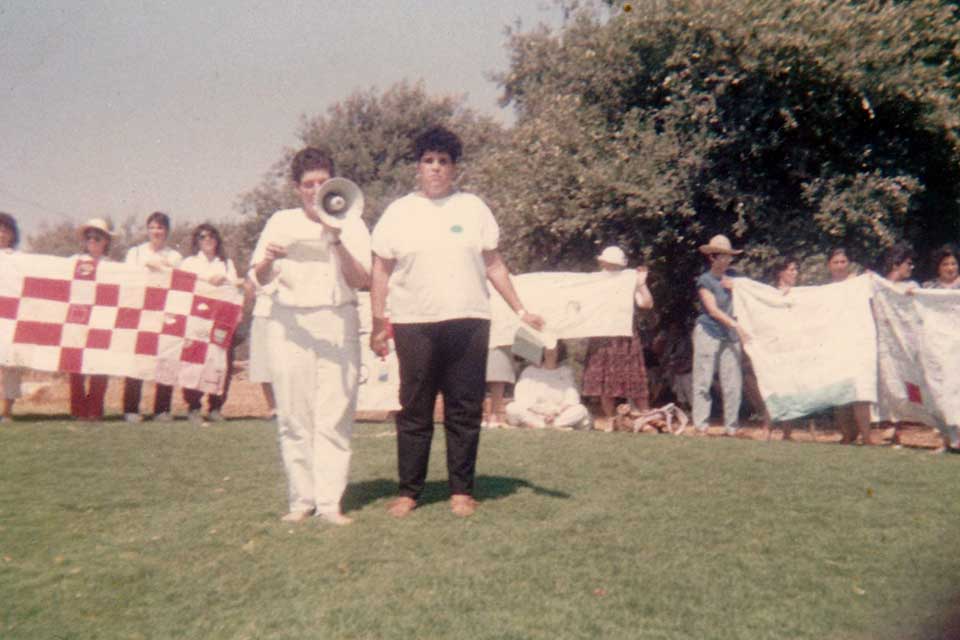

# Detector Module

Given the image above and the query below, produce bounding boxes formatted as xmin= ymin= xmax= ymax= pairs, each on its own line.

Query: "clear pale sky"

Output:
xmin=0 ymin=1 xmax=563 ymax=241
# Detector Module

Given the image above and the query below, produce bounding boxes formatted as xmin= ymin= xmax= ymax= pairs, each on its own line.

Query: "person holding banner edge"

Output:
xmin=370 ymin=126 xmax=543 ymax=518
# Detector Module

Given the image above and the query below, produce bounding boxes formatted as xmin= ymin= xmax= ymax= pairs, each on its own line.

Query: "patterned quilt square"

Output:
xmin=86 ymin=328 xmax=112 ymax=349
xmin=117 ymin=285 xmax=146 ymax=309
xmin=160 ymin=313 xmax=187 ymax=337
xmin=170 ymin=269 xmax=198 ymax=292
xmin=58 ymin=347 xmax=83 ymax=373
xmin=137 ymin=309 xmax=164 ymax=333
xmin=66 ymin=304 xmax=92 ymax=325
xmin=135 ymin=331 xmax=160 ymax=356
xmin=165 ymin=290 xmax=194 ymax=316
xmin=89 ymin=306 xmax=119 ymax=329
xmin=61 ymin=324 xmax=89 ymax=349
xmin=95 ymin=283 xmax=121 ymax=307
xmin=0 ymin=296 xmax=19 ymax=319
xmin=210 ymin=323 xmax=232 ymax=347
xmin=190 ymin=295 xmax=216 ymax=319
xmin=14 ymin=320 xmax=63 ymax=346
xmin=180 ymin=339 xmax=208 ymax=364
xmin=19 ymin=298 xmax=69 ymax=323
xmin=23 ymin=277 xmax=71 ymax=302
xmin=73 ymin=260 xmax=98 ymax=281
xmin=70 ymin=280 xmax=96 ymax=305
xmin=115 ymin=307 xmax=141 ymax=329
xmin=185 ymin=315 xmax=213 ymax=341
xmin=144 ymin=287 xmax=168 ymax=311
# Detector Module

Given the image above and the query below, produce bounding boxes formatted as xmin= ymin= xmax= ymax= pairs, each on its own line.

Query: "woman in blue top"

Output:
xmin=692 ymin=234 xmax=748 ymax=436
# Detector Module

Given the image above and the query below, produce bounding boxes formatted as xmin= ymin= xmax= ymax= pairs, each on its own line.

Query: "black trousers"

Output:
xmin=122 ymin=378 xmax=173 ymax=415
xmin=392 ymin=318 xmax=489 ymax=499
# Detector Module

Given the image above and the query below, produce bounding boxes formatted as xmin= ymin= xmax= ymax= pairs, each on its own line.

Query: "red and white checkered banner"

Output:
xmin=0 ymin=252 xmax=242 ymax=394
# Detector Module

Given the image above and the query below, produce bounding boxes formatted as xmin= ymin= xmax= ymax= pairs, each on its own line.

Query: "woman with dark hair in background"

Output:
xmin=921 ymin=244 xmax=960 ymax=452
xmin=922 ymin=244 xmax=960 ymax=291
xmin=826 ymin=247 xmax=874 ymax=445
xmin=879 ymin=242 xmax=919 ymax=448
xmin=0 ymin=212 xmax=23 ymax=422
xmin=180 ymin=223 xmax=239 ymax=424
xmin=69 ymin=218 xmax=115 ymax=421
xmin=122 ymin=211 xmax=183 ymax=423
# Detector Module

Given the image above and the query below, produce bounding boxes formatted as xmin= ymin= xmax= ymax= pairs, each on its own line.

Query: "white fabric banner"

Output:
xmin=732 ymin=275 xmax=877 ymax=421
xmin=872 ymin=278 xmax=960 ymax=429
xmin=489 ymin=271 xmax=636 ymax=348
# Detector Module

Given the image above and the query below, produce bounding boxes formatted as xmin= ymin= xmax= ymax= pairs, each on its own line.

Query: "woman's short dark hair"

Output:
xmin=0 ymin=211 xmax=19 ymax=248
xmin=414 ymin=126 xmax=462 ymax=163
xmin=290 ymin=147 xmax=336 ymax=185
xmin=827 ymin=247 xmax=848 ymax=262
xmin=880 ymin=241 xmax=915 ymax=275
xmin=190 ymin=223 xmax=226 ymax=261
xmin=146 ymin=211 xmax=171 ymax=232
xmin=931 ymin=243 xmax=960 ymax=274
xmin=769 ymin=255 xmax=799 ymax=285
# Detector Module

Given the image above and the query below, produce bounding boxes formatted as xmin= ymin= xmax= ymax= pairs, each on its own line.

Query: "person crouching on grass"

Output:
xmin=250 ymin=147 xmax=371 ymax=526
xmin=369 ymin=125 xmax=544 ymax=519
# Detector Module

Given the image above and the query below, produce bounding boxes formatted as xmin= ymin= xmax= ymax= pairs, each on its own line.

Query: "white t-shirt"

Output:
xmin=250 ymin=208 xmax=371 ymax=308
xmin=180 ymin=253 xmax=238 ymax=283
xmin=124 ymin=242 xmax=183 ymax=270
xmin=371 ymin=191 xmax=499 ymax=323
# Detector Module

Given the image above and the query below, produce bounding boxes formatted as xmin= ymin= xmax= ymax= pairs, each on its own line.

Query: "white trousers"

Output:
xmin=268 ymin=304 xmax=360 ymax=515
xmin=505 ymin=402 xmax=589 ymax=429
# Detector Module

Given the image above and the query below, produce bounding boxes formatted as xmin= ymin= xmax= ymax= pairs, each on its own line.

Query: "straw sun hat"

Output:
xmin=78 ymin=218 xmax=115 ymax=240
xmin=698 ymin=234 xmax=743 ymax=256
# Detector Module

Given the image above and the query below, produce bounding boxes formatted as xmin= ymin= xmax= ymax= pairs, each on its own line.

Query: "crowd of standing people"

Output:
xmin=1 ymin=124 xmax=958 ymax=527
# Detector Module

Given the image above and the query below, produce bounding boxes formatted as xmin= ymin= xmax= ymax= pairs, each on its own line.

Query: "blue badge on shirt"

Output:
xmin=450 ymin=224 xmax=463 ymax=234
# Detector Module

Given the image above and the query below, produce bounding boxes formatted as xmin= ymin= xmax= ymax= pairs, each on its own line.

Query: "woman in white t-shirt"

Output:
xmin=179 ymin=224 xmax=239 ymax=424
xmin=370 ymin=126 xmax=543 ymax=519
xmin=0 ymin=212 xmax=22 ymax=422
xmin=121 ymin=211 xmax=183 ymax=423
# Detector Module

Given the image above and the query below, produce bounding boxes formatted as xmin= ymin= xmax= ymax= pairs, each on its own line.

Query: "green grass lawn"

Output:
xmin=1 ymin=418 xmax=958 ymax=639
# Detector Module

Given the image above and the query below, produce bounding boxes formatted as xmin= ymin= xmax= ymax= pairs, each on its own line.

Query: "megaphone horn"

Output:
xmin=314 ymin=177 xmax=364 ymax=229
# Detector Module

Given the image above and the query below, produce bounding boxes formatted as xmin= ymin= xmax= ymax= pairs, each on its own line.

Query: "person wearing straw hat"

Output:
xmin=582 ymin=246 xmax=654 ymax=430
xmin=692 ymin=234 xmax=748 ymax=437
xmin=69 ymin=218 xmax=115 ymax=420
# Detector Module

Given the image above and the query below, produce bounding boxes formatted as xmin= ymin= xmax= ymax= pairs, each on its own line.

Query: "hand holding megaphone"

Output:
xmin=313 ymin=178 xmax=364 ymax=229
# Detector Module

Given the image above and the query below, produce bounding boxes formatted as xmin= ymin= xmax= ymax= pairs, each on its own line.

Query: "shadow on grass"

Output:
xmin=343 ymin=475 xmax=571 ymax=512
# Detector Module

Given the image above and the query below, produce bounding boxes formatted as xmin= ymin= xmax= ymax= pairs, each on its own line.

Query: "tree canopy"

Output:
xmin=471 ymin=0 xmax=959 ymax=312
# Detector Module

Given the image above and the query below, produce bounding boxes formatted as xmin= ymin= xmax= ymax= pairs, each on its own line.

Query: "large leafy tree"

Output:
xmin=474 ymin=0 xmax=960 ymax=314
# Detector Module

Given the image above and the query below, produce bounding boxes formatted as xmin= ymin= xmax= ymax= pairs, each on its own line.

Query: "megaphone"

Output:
xmin=314 ymin=178 xmax=364 ymax=229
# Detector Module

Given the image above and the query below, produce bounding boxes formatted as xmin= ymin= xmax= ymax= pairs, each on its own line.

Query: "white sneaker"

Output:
xmin=207 ymin=410 xmax=224 ymax=423
xmin=188 ymin=409 xmax=204 ymax=425
xmin=124 ymin=413 xmax=143 ymax=424
xmin=153 ymin=412 xmax=173 ymax=422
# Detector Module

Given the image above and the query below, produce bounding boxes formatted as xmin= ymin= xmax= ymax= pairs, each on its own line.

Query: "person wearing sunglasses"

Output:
xmin=69 ymin=218 xmax=115 ymax=421
xmin=179 ymin=223 xmax=240 ymax=424
xmin=121 ymin=211 xmax=183 ymax=424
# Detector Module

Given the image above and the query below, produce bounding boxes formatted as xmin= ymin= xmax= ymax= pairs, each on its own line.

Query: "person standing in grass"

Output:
xmin=826 ymin=247 xmax=875 ymax=445
xmin=369 ymin=126 xmax=543 ymax=518
xmin=921 ymin=244 xmax=960 ymax=452
xmin=122 ymin=211 xmax=182 ymax=424
xmin=180 ymin=224 xmax=240 ymax=425
xmin=0 ymin=212 xmax=23 ymax=423
xmin=691 ymin=234 xmax=748 ymax=437
xmin=878 ymin=242 xmax=919 ymax=449
xmin=69 ymin=218 xmax=114 ymax=421
xmin=251 ymin=147 xmax=371 ymax=526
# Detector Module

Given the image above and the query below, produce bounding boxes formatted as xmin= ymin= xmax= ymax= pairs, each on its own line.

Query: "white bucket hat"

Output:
xmin=698 ymin=234 xmax=742 ymax=256
xmin=597 ymin=246 xmax=628 ymax=267
xmin=79 ymin=218 xmax=115 ymax=239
